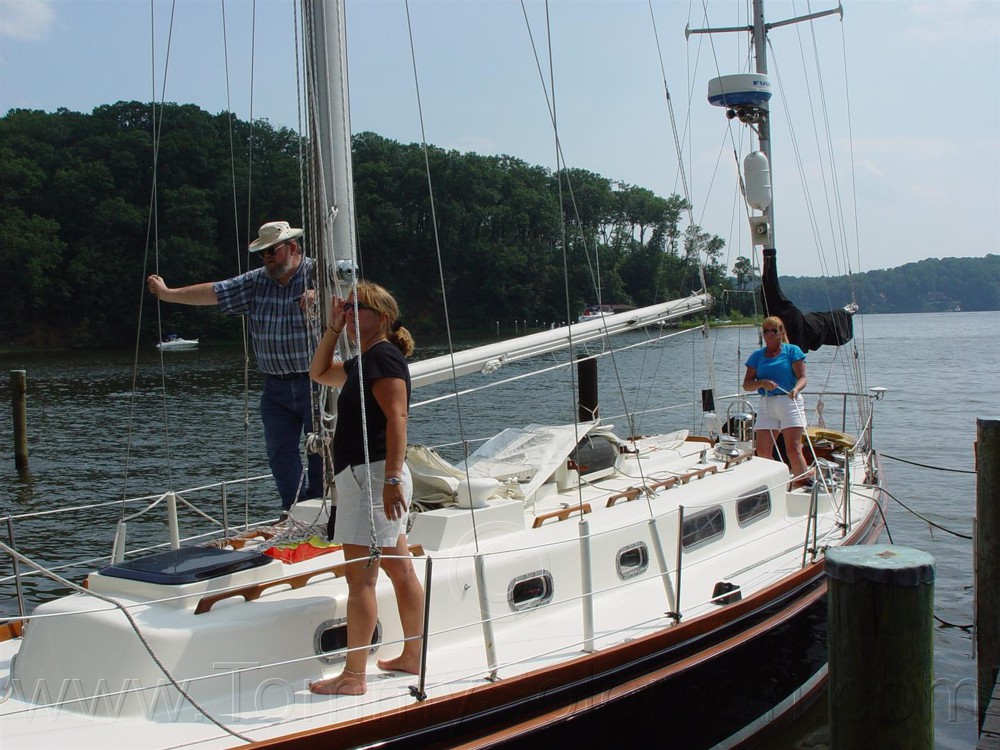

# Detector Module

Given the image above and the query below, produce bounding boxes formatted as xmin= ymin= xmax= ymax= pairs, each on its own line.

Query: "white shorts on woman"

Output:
xmin=333 ymin=460 xmax=412 ymax=547
xmin=754 ymin=394 xmax=807 ymax=431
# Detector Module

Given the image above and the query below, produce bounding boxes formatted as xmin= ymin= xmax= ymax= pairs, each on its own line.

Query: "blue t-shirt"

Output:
xmin=213 ymin=257 xmax=316 ymax=376
xmin=745 ymin=343 xmax=805 ymax=395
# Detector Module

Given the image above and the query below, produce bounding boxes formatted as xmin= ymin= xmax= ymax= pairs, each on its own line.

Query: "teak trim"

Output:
xmin=194 ymin=544 xmax=425 ymax=615
xmin=531 ymin=504 xmax=592 ymax=529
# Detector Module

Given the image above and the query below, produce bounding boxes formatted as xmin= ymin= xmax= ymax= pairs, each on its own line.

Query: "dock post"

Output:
xmin=978 ymin=418 xmax=1000 ymax=733
xmin=11 ymin=370 xmax=28 ymax=470
xmin=826 ymin=544 xmax=935 ymax=749
xmin=577 ymin=357 xmax=598 ymax=422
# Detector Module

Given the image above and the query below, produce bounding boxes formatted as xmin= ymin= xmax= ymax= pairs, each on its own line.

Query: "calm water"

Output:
xmin=2 ymin=311 xmax=996 ymax=747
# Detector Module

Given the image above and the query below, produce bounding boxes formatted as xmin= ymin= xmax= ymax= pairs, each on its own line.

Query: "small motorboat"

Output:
xmin=577 ymin=304 xmax=614 ymax=323
xmin=156 ymin=334 xmax=199 ymax=351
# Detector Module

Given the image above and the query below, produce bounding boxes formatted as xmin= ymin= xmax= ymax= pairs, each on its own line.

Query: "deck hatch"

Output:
xmin=98 ymin=546 xmax=271 ymax=585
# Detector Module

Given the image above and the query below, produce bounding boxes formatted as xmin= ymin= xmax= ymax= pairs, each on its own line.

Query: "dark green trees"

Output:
xmin=2 ymin=103 xmax=733 ymax=346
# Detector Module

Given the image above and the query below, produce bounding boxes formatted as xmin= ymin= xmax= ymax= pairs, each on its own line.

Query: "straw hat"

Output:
xmin=248 ymin=221 xmax=304 ymax=253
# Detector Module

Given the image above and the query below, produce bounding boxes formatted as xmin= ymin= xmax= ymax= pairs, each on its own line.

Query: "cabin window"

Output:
xmin=314 ymin=617 xmax=381 ymax=663
xmin=508 ymin=570 xmax=554 ymax=611
xmin=737 ymin=488 xmax=771 ymax=526
xmin=616 ymin=542 xmax=650 ymax=580
xmin=682 ymin=506 xmax=725 ymax=550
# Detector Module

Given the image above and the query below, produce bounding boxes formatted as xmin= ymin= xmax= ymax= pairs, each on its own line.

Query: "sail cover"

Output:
xmin=760 ymin=248 xmax=854 ymax=353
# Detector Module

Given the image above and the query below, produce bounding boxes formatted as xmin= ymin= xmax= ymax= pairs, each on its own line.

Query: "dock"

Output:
xmin=980 ymin=672 xmax=1000 ymax=749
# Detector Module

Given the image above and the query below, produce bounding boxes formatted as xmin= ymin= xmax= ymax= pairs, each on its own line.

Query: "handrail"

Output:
xmin=606 ymin=488 xmax=642 ymax=507
xmin=679 ymin=465 xmax=719 ymax=483
xmin=193 ymin=544 xmax=425 ymax=615
xmin=531 ymin=503 xmax=592 ymax=528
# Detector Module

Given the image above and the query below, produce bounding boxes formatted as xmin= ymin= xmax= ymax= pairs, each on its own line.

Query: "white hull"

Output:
xmin=0 ymin=429 xmax=884 ymax=748
xmin=156 ymin=338 xmax=199 ymax=351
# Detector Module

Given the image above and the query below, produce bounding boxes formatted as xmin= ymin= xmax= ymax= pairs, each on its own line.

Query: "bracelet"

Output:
xmin=327 ymin=325 xmax=342 ymax=335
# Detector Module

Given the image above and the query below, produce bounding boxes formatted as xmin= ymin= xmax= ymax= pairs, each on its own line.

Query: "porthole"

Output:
xmin=737 ymin=488 xmax=771 ymax=526
xmin=314 ymin=617 xmax=382 ymax=663
xmin=616 ymin=542 xmax=650 ymax=580
xmin=682 ymin=506 xmax=725 ymax=550
xmin=508 ymin=570 xmax=554 ymax=612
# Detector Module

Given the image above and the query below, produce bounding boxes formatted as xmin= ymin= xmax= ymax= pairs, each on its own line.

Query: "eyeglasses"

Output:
xmin=345 ymin=301 xmax=374 ymax=314
xmin=762 ymin=328 xmax=780 ymax=334
xmin=262 ymin=242 xmax=287 ymax=257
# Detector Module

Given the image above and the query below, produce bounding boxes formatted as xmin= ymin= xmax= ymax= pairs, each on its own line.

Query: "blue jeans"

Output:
xmin=260 ymin=375 xmax=324 ymax=510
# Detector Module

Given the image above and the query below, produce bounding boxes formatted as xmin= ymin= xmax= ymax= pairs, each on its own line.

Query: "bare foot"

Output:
xmin=308 ymin=671 xmax=366 ymax=695
xmin=376 ymin=655 xmax=420 ymax=674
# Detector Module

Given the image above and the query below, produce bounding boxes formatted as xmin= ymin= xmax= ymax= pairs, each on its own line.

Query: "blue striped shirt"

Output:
xmin=213 ymin=257 xmax=317 ymax=376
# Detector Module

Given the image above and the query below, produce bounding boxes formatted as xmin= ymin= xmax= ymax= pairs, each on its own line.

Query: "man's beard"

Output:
xmin=266 ymin=258 xmax=293 ymax=279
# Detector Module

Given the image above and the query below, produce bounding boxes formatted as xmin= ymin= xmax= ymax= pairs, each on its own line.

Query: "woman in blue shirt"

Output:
xmin=743 ymin=316 xmax=811 ymax=486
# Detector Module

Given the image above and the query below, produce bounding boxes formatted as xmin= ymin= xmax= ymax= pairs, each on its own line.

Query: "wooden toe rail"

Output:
xmin=532 ymin=504 xmax=592 ymax=529
xmin=194 ymin=544 xmax=425 ymax=615
xmin=649 ymin=477 xmax=680 ymax=493
xmin=724 ymin=451 xmax=754 ymax=470
xmin=679 ymin=465 xmax=718 ymax=483
xmin=606 ymin=488 xmax=642 ymax=508
xmin=0 ymin=619 xmax=24 ymax=642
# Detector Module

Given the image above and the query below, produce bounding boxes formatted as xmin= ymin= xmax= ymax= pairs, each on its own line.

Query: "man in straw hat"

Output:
xmin=147 ymin=220 xmax=322 ymax=511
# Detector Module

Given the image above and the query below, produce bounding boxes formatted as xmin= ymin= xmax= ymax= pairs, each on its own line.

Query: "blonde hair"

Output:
xmin=355 ymin=281 xmax=415 ymax=357
xmin=762 ymin=315 xmax=789 ymax=344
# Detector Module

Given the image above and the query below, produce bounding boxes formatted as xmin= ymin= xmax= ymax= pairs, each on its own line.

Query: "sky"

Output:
xmin=1 ymin=0 xmax=998 ymax=278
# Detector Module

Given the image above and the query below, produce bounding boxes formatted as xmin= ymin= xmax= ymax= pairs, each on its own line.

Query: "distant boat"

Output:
xmin=156 ymin=334 xmax=198 ymax=351
xmin=576 ymin=304 xmax=614 ymax=323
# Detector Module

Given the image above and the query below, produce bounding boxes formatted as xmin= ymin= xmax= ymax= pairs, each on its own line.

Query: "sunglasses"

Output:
xmin=762 ymin=328 xmax=781 ymax=334
xmin=345 ymin=301 xmax=374 ymax=314
xmin=262 ymin=242 xmax=288 ymax=257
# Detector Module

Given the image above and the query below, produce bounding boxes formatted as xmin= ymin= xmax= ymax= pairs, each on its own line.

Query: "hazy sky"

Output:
xmin=2 ymin=0 xmax=998 ymax=278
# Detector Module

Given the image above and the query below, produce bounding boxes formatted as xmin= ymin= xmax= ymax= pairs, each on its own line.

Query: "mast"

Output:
xmin=751 ymin=0 xmax=772 ymax=249
xmin=303 ymin=0 xmax=358 ymax=306
xmin=689 ymin=1 xmax=842 ymax=252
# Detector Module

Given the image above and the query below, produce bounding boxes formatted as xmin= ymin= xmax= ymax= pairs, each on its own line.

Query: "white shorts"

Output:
xmin=333 ymin=460 xmax=412 ymax=547
xmin=755 ymin=394 xmax=807 ymax=432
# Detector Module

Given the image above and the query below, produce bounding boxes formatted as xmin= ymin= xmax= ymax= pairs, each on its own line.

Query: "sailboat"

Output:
xmin=0 ymin=2 xmax=885 ymax=748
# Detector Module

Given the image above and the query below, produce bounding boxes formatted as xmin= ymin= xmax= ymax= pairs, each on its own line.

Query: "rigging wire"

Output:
xmin=220 ymin=0 xmax=256 ymax=528
xmin=402 ymin=0 xmax=483 ymax=551
xmin=125 ymin=0 xmax=179 ymax=515
xmin=518 ymin=2 xmax=645 ymax=447
xmin=539 ymin=0 xmax=592 ymax=517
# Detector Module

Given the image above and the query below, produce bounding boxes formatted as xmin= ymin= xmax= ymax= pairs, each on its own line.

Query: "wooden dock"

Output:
xmin=980 ymin=672 xmax=1000 ymax=749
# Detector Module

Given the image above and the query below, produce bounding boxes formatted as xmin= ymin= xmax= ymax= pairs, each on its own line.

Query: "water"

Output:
xmin=2 ymin=311 xmax=995 ymax=747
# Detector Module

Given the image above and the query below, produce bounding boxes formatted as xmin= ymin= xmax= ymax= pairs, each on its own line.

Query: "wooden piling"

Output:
xmin=577 ymin=357 xmax=598 ymax=422
xmin=11 ymin=369 xmax=28 ymax=470
xmin=978 ymin=418 xmax=1000 ymax=733
xmin=826 ymin=544 xmax=935 ymax=750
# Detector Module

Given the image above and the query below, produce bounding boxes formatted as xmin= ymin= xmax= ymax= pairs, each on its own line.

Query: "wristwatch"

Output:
xmin=384 ymin=476 xmax=402 ymax=486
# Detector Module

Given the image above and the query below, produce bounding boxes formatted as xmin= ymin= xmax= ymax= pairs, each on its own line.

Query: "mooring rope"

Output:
xmin=880 ymin=453 xmax=976 ymax=475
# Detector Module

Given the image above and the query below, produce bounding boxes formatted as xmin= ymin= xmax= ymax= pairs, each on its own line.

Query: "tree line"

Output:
xmin=1 ymin=102 xmax=995 ymax=349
